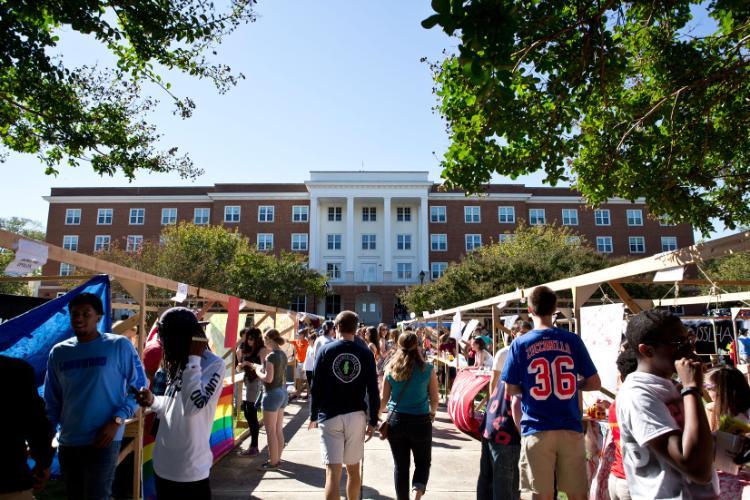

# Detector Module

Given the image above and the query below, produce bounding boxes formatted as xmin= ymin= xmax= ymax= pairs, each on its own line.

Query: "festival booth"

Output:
xmin=0 ymin=229 xmax=304 ymax=499
xmin=420 ymin=230 xmax=750 ymax=495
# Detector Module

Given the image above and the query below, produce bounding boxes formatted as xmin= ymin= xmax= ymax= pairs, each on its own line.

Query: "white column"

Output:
xmin=308 ymin=195 xmax=319 ymax=270
xmin=346 ymin=195 xmax=355 ymax=281
xmin=419 ymin=196 xmax=429 ymax=279
xmin=383 ymin=196 xmax=392 ymax=282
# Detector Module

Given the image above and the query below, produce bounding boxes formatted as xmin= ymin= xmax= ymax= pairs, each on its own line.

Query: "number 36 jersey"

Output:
xmin=501 ymin=327 xmax=597 ymax=436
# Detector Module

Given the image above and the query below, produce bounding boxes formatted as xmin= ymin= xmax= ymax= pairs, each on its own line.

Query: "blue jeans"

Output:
xmin=477 ymin=438 xmax=521 ymax=500
xmin=58 ymin=441 xmax=121 ymax=500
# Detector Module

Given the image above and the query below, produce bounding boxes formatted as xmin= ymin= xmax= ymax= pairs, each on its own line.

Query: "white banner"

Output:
xmin=4 ymin=239 xmax=48 ymax=276
xmin=170 ymin=282 xmax=188 ymax=303
xmin=450 ymin=311 xmax=463 ymax=341
xmin=580 ymin=303 xmax=625 ymax=400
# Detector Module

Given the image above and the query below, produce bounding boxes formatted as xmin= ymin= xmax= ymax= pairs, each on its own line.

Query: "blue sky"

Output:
xmin=0 ymin=1 xmax=732 ymax=240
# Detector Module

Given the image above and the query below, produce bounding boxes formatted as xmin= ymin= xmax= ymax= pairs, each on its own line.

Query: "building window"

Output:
xmin=430 ymin=234 xmax=447 ymax=251
xmin=498 ymin=206 xmax=515 ymax=223
xmin=464 ymin=206 xmax=481 ymax=223
xmin=94 ymin=235 xmax=110 ymax=252
xmin=431 ymin=262 xmax=448 ymax=280
xmin=629 ymin=236 xmax=646 ymax=254
xmin=529 ymin=208 xmax=546 ymax=225
xmin=397 ymin=262 xmax=413 ymax=280
xmin=562 ymin=209 xmax=578 ymax=226
xmin=325 ymin=294 xmax=341 ymax=317
xmin=326 ymin=262 xmax=342 ymax=280
xmin=594 ymin=209 xmax=611 ymax=226
xmin=97 ymin=208 xmax=113 ymax=225
xmin=128 ymin=208 xmax=144 ymax=225
xmin=465 ymin=234 xmax=482 ymax=251
xmin=65 ymin=208 xmax=81 ymax=225
xmin=361 ymin=234 xmax=376 ymax=250
xmin=658 ymin=216 xmax=676 ymax=227
xmin=328 ymin=206 xmax=342 ymax=221
xmin=258 ymin=205 xmax=275 ymax=223
xmin=257 ymin=233 xmax=274 ymax=251
xmin=194 ymin=208 xmax=210 ymax=225
xmin=397 ymin=207 xmax=412 ymax=222
xmin=596 ymin=236 xmax=613 ymax=253
xmin=126 ymin=235 xmax=143 ymax=252
xmin=292 ymin=205 xmax=309 ymax=222
xmin=224 ymin=206 xmax=241 ymax=223
xmin=397 ymin=234 xmax=412 ymax=250
xmin=430 ymin=206 xmax=446 ymax=223
xmin=626 ymin=209 xmax=643 ymax=226
xmin=62 ymin=235 xmax=78 ymax=251
xmin=362 ymin=207 xmax=377 ymax=222
xmin=327 ymin=234 xmax=342 ymax=250
xmin=498 ymin=233 xmax=514 ymax=243
xmin=161 ymin=208 xmax=177 ymax=225
xmin=290 ymin=295 xmax=306 ymax=312
xmin=661 ymin=236 xmax=678 ymax=252
xmin=291 ymin=233 xmax=308 ymax=251
xmin=60 ymin=263 xmax=74 ymax=276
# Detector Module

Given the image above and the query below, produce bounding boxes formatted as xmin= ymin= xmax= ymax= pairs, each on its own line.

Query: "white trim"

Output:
xmin=210 ymin=192 xmax=310 ymax=200
xmin=45 ymin=195 xmax=212 ymax=203
xmin=428 ymin=192 xmax=532 ymax=201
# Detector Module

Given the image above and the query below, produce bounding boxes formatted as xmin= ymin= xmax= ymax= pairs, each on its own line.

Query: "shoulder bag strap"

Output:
xmin=385 ymin=371 xmax=414 ymax=424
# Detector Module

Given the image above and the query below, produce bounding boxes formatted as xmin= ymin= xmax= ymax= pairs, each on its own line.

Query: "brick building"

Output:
xmin=42 ymin=171 xmax=694 ymax=323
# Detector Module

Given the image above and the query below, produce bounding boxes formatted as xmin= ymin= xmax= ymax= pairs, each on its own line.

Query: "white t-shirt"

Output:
xmin=303 ymin=343 xmax=316 ymax=371
xmin=616 ymin=371 xmax=718 ymax=500
xmin=151 ymin=351 xmax=225 ymax=482
xmin=493 ymin=346 xmax=509 ymax=373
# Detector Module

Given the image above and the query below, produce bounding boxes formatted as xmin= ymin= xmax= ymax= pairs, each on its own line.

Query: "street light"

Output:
xmin=418 ymin=270 xmax=426 ymax=285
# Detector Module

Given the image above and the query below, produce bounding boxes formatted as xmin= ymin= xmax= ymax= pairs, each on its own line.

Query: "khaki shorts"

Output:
xmin=519 ymin=430 xmax=587 ymax=498
xmin=318 ymin=410 xmax=367 ymax=465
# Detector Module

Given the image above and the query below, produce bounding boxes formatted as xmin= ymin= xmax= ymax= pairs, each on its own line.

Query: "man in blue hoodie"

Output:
xmin=44 ymin=293 xmax=146 ymax=500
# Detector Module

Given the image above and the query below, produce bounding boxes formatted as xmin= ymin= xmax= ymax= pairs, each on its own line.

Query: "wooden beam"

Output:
xmin=424 ymin=230 xmax=750 ymax=319
xmin=111 ymin=302 xmax=158 ymax=312
xmin=253 ymin=312 xmax=271 ymax=327
xmin=113 ymin=315 xmax=139 ymax=336
xmin=608 ymin=282 xmax=643 ymax=314
xmin=614 ymin=278 xmax=750 ymax=286
xmin=635 ymin=291 xmax=750 ymax=308
xmin=0 ymin=274 xmax=98 ymax=282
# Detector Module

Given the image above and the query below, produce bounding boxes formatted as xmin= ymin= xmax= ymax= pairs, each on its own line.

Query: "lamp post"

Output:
xmin=418 ymin=270 xmax=426 ymax=285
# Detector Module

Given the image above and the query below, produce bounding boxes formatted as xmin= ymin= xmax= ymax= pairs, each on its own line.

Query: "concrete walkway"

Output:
xmin=211 ymin=397 xmax=480 ymax=499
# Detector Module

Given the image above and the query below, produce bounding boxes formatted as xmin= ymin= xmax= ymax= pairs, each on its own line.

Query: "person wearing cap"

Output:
xmin=135 ymin=307 xmax=225 ymax=499
xmin=44 ymin=292 xmax=147 ymax=500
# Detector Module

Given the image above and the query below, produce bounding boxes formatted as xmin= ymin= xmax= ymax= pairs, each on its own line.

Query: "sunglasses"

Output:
xmin=646 ymin=337 xmax=695 ymax=349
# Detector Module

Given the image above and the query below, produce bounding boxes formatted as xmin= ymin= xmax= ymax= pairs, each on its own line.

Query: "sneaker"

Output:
xmin=258 ymin=462 xmax=279 ymax=471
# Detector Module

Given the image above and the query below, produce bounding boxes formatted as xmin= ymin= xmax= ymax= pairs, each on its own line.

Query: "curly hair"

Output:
xmin=386 ymin=332 xmax=426 ymax=382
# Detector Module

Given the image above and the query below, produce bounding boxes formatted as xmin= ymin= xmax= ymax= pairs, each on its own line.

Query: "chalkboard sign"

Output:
xmin=682 ymin=319 xmax=740 ymax=355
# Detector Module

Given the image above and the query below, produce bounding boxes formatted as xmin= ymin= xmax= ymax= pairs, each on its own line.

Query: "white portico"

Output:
xmin=305 ymin=171 xmax=432 ymax=286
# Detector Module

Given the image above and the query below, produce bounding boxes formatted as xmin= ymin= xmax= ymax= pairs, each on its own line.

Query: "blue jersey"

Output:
xmin=501 ymin=327 xmax=597 ymax=435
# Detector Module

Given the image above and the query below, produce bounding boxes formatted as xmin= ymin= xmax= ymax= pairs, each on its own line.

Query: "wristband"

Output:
xmin=680 ymin=386 xmax=702 ymax=399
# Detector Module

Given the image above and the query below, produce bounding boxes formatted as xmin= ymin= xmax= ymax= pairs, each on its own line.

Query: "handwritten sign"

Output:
xmin=4 ymin=239 xmax=48 ymax=276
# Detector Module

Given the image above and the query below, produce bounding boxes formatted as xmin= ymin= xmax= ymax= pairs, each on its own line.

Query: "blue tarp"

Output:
xmin=0 ymin=275 xmax=112 ymax=386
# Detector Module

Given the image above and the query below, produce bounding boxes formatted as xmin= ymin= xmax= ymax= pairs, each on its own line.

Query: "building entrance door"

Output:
xmin=355 ymin=293 xmax=381 ymax=325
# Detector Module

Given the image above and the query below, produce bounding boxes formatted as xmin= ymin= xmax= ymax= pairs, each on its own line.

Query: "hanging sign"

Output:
xmin=4 ymin=239 xmax=48 ymax=276
xmin=170 ymin=282 xmax=188 ymax=303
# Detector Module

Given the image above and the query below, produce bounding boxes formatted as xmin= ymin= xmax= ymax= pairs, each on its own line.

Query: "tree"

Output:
xmin=423 ymin=1 xmax=750 ymax=234
xmin=0 ymin=217 xmax=47 ymax=295
xmin=96 ymin=222 xmax=327 ymax=308
xmin=1 ymin=1 xmax=256 ymax=179
xmin=398 ymin=224 xmax=611 ymax=313
xmin=704 ymin=252 xmax=750 ymax=293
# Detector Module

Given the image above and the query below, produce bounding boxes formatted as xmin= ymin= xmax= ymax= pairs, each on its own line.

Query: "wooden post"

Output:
xmin=491 ymin=305 xmax=499 ymax=355
xmin=133 ymin=282 xmax=147 ymax=500
xmin=572 ymin=285 xmax=598 ymax=334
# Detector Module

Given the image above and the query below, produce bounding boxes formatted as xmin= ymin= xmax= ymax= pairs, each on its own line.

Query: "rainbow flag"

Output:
xmin=142 ymin=382 xmax=236 ymax=499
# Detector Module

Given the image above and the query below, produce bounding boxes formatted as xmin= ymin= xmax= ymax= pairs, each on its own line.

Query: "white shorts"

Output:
xmin=294 ymin=363 xmax=306 ymax=379
xmin=318 ymin=410 xmax=367 ymax=465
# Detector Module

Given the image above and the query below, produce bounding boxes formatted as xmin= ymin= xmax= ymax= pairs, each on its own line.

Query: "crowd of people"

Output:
xmin=2 ymin=286 xmax=750 ymax=500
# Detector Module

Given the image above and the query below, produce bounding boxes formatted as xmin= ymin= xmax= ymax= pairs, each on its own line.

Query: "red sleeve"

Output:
xmin=142 ymin=341 xmax=163 ymax=375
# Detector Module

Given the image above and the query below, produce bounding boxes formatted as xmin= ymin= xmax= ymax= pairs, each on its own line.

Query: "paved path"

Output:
xmin=211 ymin=397 xmax=480 ymax=499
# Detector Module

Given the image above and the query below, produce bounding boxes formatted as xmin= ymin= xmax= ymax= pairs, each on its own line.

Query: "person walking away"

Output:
xmin=236 ymin=327 xmax=267 ymax=456
xmin=616 ymin=310 xmax=716 ymax=500
xmin=44 ymin=293 xmax=146 ymax=500
xmin=1 ymin=356 xmax=54 ymax=499
xmin=135 ymin=307 xmax=225 ymax=499
xmin=249 ymin=328 xmax=289 ymax=470
xmin=313 ymin=320 xmax=336 ymax=365
xmin=501 ymin=286 xmax=601 ymax=500
xmin=291 ymin=329 xmax=310 ymax=398
xmin=737 ymin=329 xmax=750 ymax=365
xmin=309 ymin=311 xmax=380 ymax=500
xmin=380 ymin=332 xmax=439 ymax=500
xmin=303 ymin=331 xmax=317 ymax=399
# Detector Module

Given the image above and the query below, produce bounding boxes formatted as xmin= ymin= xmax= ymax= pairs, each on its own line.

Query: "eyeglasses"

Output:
xmin=703 ymin=383 xmax=716 ymax=391
xmin=646 ymin=337 xmax=695 ymax=349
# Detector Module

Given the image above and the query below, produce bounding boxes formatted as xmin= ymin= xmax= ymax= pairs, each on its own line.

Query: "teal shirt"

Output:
xmin=386 ymin=363 xmax=433 ymax=415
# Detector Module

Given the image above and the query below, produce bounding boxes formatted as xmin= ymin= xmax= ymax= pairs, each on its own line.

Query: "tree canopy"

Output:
xmin=399 ymin=224 xmax=611 ymax=314
xmin=1 ymin=0 xmax=255 ymax=179
xmin=423 ymin=1 xmax=750 ymax=234
xmin=96 ymin=222 xmax=327 ymax=309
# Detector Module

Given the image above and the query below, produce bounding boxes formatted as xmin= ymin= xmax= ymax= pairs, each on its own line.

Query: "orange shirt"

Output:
xmin=291 ymin=339 xmax=309 ymax=363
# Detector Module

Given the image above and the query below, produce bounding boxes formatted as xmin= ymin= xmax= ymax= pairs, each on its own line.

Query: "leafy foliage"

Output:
xmin=703 ymin=252 xmax=750 ymax=293
xmin=424 ymin=1 xmax=750 ymax=234
xmin=95 ymin=222 xmax=326 ymax=308
xmin=0 ymin=1 xmax=256 ymax=178
xmin=0 ymin=217 xmax=46 ymax=295
xmin=399 ymin=224 xmax=611 ymax=313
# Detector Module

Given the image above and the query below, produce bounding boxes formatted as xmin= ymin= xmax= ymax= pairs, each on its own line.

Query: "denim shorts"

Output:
xmin=261 ymin=387 xmax=288 ymax=411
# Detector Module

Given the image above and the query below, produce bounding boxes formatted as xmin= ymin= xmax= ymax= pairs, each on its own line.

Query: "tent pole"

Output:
xmin=133 ymin=282 xmax=147 ymax=500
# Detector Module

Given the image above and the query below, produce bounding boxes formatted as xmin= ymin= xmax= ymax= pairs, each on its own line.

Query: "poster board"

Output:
xmin=580 ymin=303 xmax=625 ymax=401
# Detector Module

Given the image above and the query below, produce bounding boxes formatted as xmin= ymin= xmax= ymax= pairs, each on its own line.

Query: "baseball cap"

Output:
xmin=158 ymin=307 xmax=208 ymax=334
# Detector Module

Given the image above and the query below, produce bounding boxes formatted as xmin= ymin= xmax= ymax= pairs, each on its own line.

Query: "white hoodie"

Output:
xmin=151 ymin=351 xmax=225 ymax=482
